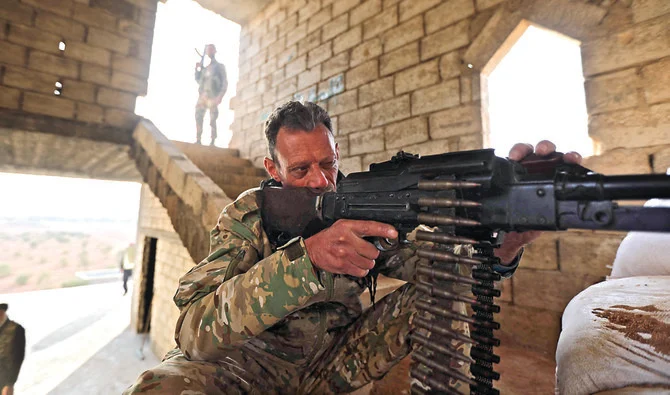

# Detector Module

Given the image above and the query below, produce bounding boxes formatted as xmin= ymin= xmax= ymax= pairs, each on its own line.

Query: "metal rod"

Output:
xmin=416 ymin=300 xmax=500 ymax=330
xmin=417 ymin=263 xmax=483 ymax=286
xmin=418 ymin=180 xmax=481 ymax=190
xmin=414 ymin=350 xmax=478 ymax=387
xmin=411 ymin=331 xmax=475 ymax=364
xmin=418 ymin=197 xmax=481 ymax=208
xmin=418 ymin=213 xmax=481 ymax=227
xmin=413 ymin=316 xmax=475 ymax=345
xmin=417 ymin=248 xmax=487 ymax=265
xmin=416 ymin=230 xmax=479 ymax=245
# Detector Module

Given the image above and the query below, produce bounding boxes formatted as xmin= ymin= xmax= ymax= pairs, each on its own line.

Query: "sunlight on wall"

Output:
xmin=0 ymin=172 xmax=141 ymax=222
xmin=135 ymin=0 xmax=240 ymax=147
xmin=487 ymin=25 xmax=593 ymax=158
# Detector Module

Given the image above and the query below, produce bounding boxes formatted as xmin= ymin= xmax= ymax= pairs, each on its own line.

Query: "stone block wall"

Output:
xmin=228 ymin=0 xmax=670 ymax=357
xmin=0 ymin=0 xmax=157 ymax=129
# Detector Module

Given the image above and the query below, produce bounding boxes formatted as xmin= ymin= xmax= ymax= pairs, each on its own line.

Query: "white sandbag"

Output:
xmin=556 ymin=276 xmax=670 ymax=395
xmin=609 ymin=199 xmax=670 ymax=279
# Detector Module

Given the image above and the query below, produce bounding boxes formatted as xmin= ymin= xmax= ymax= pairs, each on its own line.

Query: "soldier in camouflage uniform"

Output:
xmin=0 ymin=303 xmax=25 ymax=395
xmin=195 ymin=44 xmax=227 ymax=146
xmin=125 ymin=102 xmax=580 ymax=394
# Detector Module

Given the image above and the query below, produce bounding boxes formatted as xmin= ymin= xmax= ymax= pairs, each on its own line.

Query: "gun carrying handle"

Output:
xmin=516 ymin=152 xmax=565 ymax=175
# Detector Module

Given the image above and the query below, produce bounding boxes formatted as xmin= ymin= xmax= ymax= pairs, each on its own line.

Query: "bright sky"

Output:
xmin=0 ymin=173 xmax=140 ymax=221
xmin=487 ymin=25 xmax=593 ymax=157
xmin=135 ymin=0 xmax=240 ymax=147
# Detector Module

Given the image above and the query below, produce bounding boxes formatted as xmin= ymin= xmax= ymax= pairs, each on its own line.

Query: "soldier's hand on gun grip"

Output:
xmin=304 ymin=219 xmax=398 ymax=277
xmin=496 ymin=140 xmax=583 ymax=264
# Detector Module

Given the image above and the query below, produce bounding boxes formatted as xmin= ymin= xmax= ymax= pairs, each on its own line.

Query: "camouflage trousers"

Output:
xmin=195 ymin=95 xmax=219 ymax=145
xmin=124 ymin=283 xmax=420 ymax=394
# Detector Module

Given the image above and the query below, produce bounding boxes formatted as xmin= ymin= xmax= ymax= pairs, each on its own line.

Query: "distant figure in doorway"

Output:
xmin=120 ymin=243 xmax=136 ymax=296
xmin=195 ymin=43 xmax=228 ymax=146
xmin=0 ymin=303 xmax=25 ymax=395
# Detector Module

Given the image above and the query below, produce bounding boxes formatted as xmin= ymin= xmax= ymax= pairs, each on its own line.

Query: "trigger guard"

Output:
xmin=374 ymin=237 xmax=399 ymax=252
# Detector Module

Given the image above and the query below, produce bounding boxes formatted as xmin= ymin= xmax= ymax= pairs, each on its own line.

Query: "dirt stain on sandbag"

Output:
xmin=592 ymin=305 xmax=670 ymax=356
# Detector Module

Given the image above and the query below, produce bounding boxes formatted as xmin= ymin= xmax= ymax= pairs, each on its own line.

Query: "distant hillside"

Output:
xmin=0 ymin=218 xmax=137 ymax=294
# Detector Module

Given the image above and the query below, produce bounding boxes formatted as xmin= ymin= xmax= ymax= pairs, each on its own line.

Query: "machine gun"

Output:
xmin=260 ymin=148 xmax=670 ymax=395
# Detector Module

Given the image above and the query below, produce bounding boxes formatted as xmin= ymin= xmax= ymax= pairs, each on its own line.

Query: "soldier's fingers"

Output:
xmin=346 ymin=266 xmax=369 ymax=278
xmin=563 ymin=151 xmax=583 ymax=164
xmin=508 ymin=143 xmax=534 ymax=161
xmin=351 ymin=237 xmax=380 ymax=260
xmin=349 ymin=220 xmax=398 ymax=239
xmin=349 ymin=255 xmax=376 ymax=271
xmin=535 ymin=140 xmax=557 ymax=156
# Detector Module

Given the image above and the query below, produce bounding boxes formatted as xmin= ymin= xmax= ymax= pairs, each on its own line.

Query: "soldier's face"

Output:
xmin=264 ymin=124 xmax=339 ymax=194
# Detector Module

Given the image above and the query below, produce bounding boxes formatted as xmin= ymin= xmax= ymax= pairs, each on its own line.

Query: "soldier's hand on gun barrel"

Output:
xmin=495 ymin=140 xmax=583 ymax=264
xmin=304 ymin=219 xmax=398 ymax=277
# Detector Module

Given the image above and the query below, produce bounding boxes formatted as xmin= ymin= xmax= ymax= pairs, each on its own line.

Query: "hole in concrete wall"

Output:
xmin=481 ymin=22 xmax=593 ymax=157
xmin=54 ymin=81 xmax=63 ymax=96
xmin=58 ymin=41 xmax=66 ymax=51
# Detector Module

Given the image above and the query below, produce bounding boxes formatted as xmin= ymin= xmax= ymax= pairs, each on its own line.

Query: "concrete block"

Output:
xmin=277 ymin=44 xmax=296 ymax=67
xmin=429 ymin=104 xmax=481 ymax=139
xmin=425 ymin=0 xmax=475 ymax=34
xmin=285 ymin=22 xmax=308 ymax=48
xmin=87 ymin=27 xmax=131 ymax=54
xmin=363 ymin=5 xmax=397 ymax=40
xmin=558 ymin=232 xmax=624 ymax=278
xmin=359 ymin=76 xmax=394 ymax=107
xmin=349 ymin=128 xmax=385 ymax=155
xmin=23 ymin=91 xmax=76 ymax=119
xmin=111 ymin=71 xmax=148 ymax=94
xmin=65 ymin=41 xmax=112 ymax=67
xmin=299 ymin=0 xmax=322 ymax=25
xmin=328 ymin=90 xmax=358 ymax=116
xmin=582 ymin=15 xmax=670 ymax=76
xmin=297 ymin=66 xmax=321 ymax=90
xmin=323 ymin=13 xmax=348 ymax=41
xmin=351 ymin=38 xmax=382 ymax=68
xmin=22 ymin=0 xmax=73 ymax=17
xmin=98 ymin=87 xmax=136 ymax=111
xmin=371 ymin=95 xmax=410 ymax=127
xmin=81 ymin=64 xmax=111 ymax=85
xmin=91 ymin=0 xmax=136 ymax=19
xmin=362 ymin=150 xmax=394 ymax=170
xmin=72 ymin=3 xmax=117 ymax=28
xmin=104 ymin=108 xmax=138 ymax=129
xmin=333 ymin=25 xmax=362 ymax=54
xmin=632 ymin=0 xmax=670 ymax=23
xmin=385 ymin=116 xmax=428 ymax=149
xmin=380 ymin=15 xmax=423 ymax=53
xmin=276 ymin=77 xmax=297 ymax=99
xmin=339 ymin=107 xmax=372 ymax=134
xmin=497 ymin=303 xmax=561 ymax=355
xmin=581 ymin=147 xmax=653 ymax=175
xmin=399 ymin=0 xmax=440 ymax=22
xmin=350 ymin=0 xmax=381 ymax=26
xmin=653 ymin=145 xmax=670 ymax=173
xmin=268 ymin=8 xmax=287 ymax=29
xmin=457 ymin=133 xmax=482 ymax=150
xmin=35 ymin=11 xmax=86 ymax=41
xmin=278 ymin=13 xmax=298 ymax=38
xmin=76 ymin=102 xmax=104 ymax=123
xmin=641 ymin=57 xmax=670 ymax=104
xmin=112 ymin=54 xmax=150 ymax=78
xmin=285 ymin=54 xmax=307 ymax=79
xmin=0 ymin=2 xmax=34 ymax=26
xmin=411 ymin=79 xmax=460 ymax=115
xmin=322 ymin=51 xmax=349 ymax=78
xmin=475 ymin=0 xmax=503 ymax=10
xmin=403 ymin=137 xmax=455 ymax=156
xmin=584 ymin=68 xmax=641 ymax=115
xmin=202 ymin=195 xmax=232 ymax=229
xmin=3 ymin=66 xmax=58 ymax=95
xmin=61 ymin=79 xmax=97 ymax=103
xmin=307 ymin=6 xmax=332 ymax=34
xmin=261 ymin=26 xmax=278 ymax=49
xmin=346 ymin=59 xmax=378 ymax=89
xmin=590 ymin=105 xmax=670 ymax=150
xmin=394 ymin=59 xmax=439 ymax=94
xmin=165 ymin=158 xmax=200 ymax=197
xmin=335 ymin=135 xmax=349 ymax=156
xmin=380 ymin=42 xmax=419 ymax=76
xmin=8 ymin=23 xmax=62 ymax=55
xmin=307 ymin=42 xmax=332 ymax=68
xmin=118 ymin=19 xmax=153 ymax=41
xmin=184 ymin=174 xmax=226 ymax=216
xmin=513 ymin=269 xmax=603 ymax=313
xmin=0 ymin=40 xmax=27 ymax=67
xmin=0 ymin=86 xmax=21 ymax=110
xmin=340 ymin=156 xmax=363 ymax=174
xmin=298 ymin=29 xmax=320 ymax=57
xmin=523 ymin=233 xmax=558 ymax=270
xmin=420 ymin=19 xmax=469 ymax=61
xmin=333 ymin=0 xmax=360 ymax=17
xmin=29 ymin=51 xmax=79 ymax=79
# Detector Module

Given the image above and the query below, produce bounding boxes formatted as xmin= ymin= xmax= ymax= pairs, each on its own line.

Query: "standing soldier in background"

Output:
xmin=0 ymin=303 xmax=25 ymax=395
xmin=120 ymin=243 xmax=137 ymax=296
xmin=194 ymin=44 xmax=228 ymax=146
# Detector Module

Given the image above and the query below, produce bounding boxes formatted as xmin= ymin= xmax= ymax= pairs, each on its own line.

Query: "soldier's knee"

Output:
xmin=124 ymin=367 xmax=204 ymax=395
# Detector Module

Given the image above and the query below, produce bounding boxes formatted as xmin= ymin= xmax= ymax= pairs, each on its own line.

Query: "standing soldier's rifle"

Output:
xmin=260 ymin=148 xmax=670 ymax=395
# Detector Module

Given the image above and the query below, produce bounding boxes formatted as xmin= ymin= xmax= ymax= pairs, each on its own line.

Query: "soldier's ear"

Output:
xmin=264 ymin=157 xmax=281 ymax=182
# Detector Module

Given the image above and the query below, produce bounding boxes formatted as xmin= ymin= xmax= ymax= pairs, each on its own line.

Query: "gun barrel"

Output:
xmin=556 ymin=174 xmax=670 ymax=200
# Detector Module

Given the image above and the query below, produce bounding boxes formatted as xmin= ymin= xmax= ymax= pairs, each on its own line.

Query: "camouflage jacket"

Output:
xmin=172 ymin=189 xmax=423 ymax=369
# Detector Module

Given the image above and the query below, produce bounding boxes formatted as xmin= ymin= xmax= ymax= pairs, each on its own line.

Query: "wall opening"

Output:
xmin=481 ymin=21 xmax=593 ymax=158
xmin=136 ymin=237 xmax=157 ymax=334
xmin=135 ymin=0 xmax=240 ymax=147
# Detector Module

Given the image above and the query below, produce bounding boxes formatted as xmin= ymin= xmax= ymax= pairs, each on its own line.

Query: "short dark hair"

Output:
xmin=0 ymin=303 xmax=7 ymax=311
xmin=264 ymin=101 xmax=333 ymax=162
